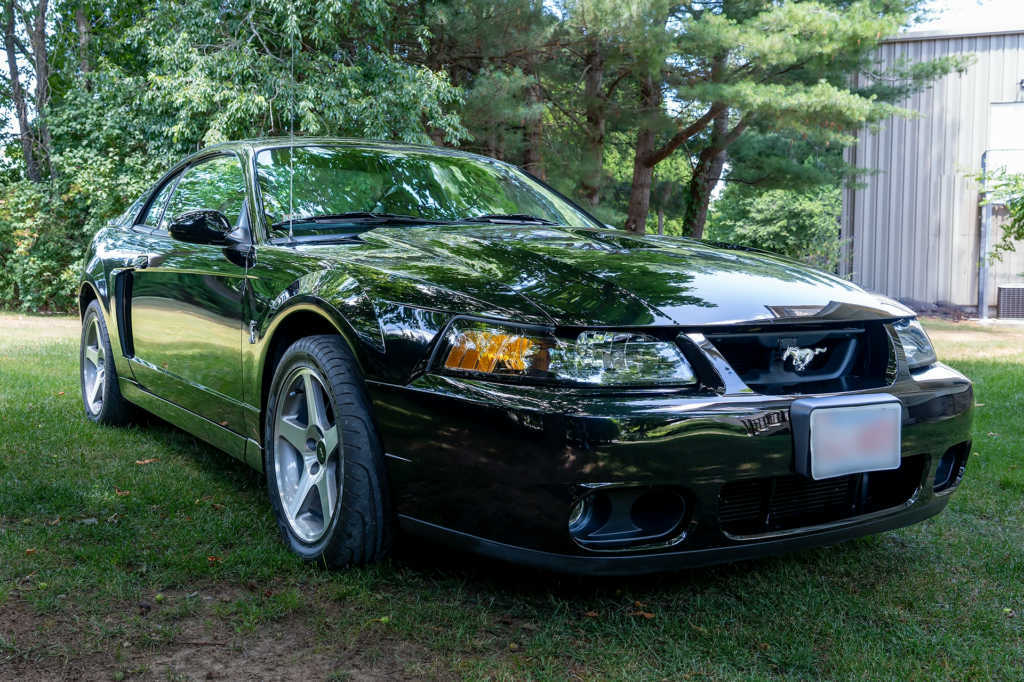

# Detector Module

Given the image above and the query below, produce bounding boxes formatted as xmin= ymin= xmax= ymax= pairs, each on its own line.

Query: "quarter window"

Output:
xmin=141 ymin=177 xmax=178 ymax=230
xmin=161 ymin=155 xmax=247 ymax=232
xmin=118 ymin=189 xmax=151 ymax=228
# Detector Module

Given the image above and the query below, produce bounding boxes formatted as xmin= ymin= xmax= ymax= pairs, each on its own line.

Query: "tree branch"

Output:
xmin=602 ymin=67 xmax=632 ymax=99
xmin=538 ymin=81 xmax=584 ymax=127
xmin=717 ymin=115 xmax=749 ymax=152
xmin=644 ymin=103 xmax=726 ymax=168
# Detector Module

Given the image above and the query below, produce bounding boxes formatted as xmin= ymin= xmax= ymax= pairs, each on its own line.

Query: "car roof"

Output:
xmin=194 ymin=137 xmax=496 ymax=163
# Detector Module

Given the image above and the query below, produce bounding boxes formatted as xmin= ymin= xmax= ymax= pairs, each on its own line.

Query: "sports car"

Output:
xmin=78 ymin=138 xmax=974 ymax=574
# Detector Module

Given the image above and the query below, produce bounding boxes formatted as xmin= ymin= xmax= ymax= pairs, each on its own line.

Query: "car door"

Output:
xmin=126 ymin=153 xmax=250 ymax=434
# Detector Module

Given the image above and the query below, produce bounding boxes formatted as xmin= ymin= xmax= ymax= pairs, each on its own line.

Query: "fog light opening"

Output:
xmin=568 ymin=497 xmax=588 ymax=530
xmin=568 ymin=486 xmax=687 ymax=550
xmin=568 ymin=491 xmax=611 ymax=537
xmin=630 ymin=489 xmax=686 ymax=537
xmin=934 ymin=441 xmax=971 ymax=493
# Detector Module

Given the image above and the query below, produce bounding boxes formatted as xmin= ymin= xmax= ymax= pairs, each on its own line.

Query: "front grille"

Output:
xmin=705 ymin=321 xmax=895 ymax=395
xmin=718 ymin=455 xmax=926 ymax=537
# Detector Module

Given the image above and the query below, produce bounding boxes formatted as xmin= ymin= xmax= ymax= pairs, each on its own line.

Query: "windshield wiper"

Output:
xmin=271 ymin=212 xmax=449 ymax=230
xmin=459 ymin=213 xmax=558 ymax=225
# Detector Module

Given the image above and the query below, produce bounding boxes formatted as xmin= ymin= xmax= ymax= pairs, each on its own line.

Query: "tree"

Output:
xmin=707 ymin=182 xmax=842 ymax=271
xmin=0 ymin=0 xmax=975 ymax=312
xmin=418 ymin=0 xmax=557 ymax=168
xmin=622 ymin=0 xmax=967 ymax=237
xmin=542 ymin=0 xmax=665 ymax=209
xmin=977 ymin=169 xmax=1024 ymax=262
xmin=2 ymin=0 xmax=51 ymax=181
xmin=0 ymin=0 xmax=469 ymax=311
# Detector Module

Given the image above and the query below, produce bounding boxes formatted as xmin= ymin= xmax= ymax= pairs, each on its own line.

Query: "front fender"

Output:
xmin=78 ymin=229 xmax=138 ymax=383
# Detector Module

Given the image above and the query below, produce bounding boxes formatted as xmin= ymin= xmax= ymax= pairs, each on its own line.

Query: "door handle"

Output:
xmin=132 ymin=254 xmax=151 ymax=269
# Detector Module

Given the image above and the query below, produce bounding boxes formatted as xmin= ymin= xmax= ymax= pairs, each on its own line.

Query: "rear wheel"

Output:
xmin=264 ymin=335 xmax=392 ymax=567
xmin=80 ymin=300 xmax=133 ymax=425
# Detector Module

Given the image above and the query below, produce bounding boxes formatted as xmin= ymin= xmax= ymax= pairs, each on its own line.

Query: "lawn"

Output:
xmin=1 ymin=313 xmax=1021 ymax=680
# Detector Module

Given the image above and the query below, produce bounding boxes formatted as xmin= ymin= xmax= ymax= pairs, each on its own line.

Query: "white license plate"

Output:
xmin=808 ymin=402 xmax=902 ymax=480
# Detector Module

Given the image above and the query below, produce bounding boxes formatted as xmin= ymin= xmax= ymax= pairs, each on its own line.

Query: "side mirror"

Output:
xmin=168 ymin=209 xmax=233 ymax=246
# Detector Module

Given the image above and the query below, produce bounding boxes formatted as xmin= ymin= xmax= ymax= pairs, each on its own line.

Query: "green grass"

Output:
xmin=1 ymin=313 xmax=1022 ymax=679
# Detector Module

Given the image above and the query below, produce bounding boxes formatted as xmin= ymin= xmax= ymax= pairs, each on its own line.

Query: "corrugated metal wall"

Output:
xmin=841 ymin=29 xmax=1024 ymax=310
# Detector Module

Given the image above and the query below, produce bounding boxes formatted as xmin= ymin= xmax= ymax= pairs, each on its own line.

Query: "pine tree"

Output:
xmin=621 ymin=0 xmax=967 ymax=236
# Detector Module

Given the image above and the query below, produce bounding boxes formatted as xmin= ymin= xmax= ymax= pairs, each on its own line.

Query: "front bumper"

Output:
xmin=369 ymin=361 xmax=973 ymax=574
xmin=399 ymin=493 xmax=951 ymax=576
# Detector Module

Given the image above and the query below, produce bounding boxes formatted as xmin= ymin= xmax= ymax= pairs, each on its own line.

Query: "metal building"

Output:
xmin=840 ymin=27 xmax=1024 ymax=316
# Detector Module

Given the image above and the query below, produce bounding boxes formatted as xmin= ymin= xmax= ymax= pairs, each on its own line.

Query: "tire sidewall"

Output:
xmin=264 ymin=347 xmax=347 ymax=560
xmin=80 ymin=301 xmax=114 ymax=423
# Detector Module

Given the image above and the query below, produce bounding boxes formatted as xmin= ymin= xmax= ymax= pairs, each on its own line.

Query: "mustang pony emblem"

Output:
xmin=782 ymin=346 xmax=827 ymax=372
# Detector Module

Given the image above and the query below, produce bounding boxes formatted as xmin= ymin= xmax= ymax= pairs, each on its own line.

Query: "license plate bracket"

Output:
xmin=791 ymin=394 xmax=902 ymax=480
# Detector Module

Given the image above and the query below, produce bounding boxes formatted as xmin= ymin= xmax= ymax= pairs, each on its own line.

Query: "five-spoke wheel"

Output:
xmin=82 ymin=313 xmax=106 ymax=415
xmin=80 ymin=299 xmax=132 ymax=425
xmin=273 ymin=367 xmax=343 ymax=543
xmin=264 ymin=335 xmax=391 ymax=566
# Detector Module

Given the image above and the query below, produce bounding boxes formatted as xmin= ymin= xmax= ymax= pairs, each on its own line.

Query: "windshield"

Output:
xmin=255 ymin=145 xmax=599 ymax=237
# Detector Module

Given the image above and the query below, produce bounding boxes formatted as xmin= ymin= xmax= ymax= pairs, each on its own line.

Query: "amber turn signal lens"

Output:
xmin=444 ymin=330 xmax=535 ymax=373
xmin=438 ymin=321 xmax=696 ymax=385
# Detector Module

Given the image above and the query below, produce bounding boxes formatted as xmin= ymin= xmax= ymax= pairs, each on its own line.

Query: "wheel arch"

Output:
xmin=78 ymin=281 xmax=100 ymax=319
xmin=256 ymin=300 xmax=366 ymax=441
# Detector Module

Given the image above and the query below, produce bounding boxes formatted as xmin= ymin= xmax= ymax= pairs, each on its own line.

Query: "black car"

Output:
xmin=78 ymin=138 xmax=973 ymax=575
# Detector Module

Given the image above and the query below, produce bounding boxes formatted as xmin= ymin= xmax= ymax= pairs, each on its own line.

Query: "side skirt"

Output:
xmin=120 ymin=378 xmax=264 ymax=472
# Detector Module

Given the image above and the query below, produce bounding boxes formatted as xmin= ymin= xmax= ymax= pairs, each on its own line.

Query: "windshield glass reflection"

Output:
xmin=255 ymin=146 xmax=598 ymax=237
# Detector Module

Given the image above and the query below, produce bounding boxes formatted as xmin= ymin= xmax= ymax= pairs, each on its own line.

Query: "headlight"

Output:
xmin=437 ymin=320 xmax=696 ymax=386
xmin=893 ymin=318 xmax=937 ymax=370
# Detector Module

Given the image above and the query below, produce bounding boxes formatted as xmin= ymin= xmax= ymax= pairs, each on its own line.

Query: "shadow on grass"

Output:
xmin=126 ymin=400 xmax=939 ymax=603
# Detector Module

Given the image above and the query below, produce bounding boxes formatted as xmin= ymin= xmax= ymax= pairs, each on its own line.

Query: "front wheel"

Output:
xmin=80 ymin=299 xmax=133 ymax=425
xmin=264 ymin=335 xmax=392 ymax=567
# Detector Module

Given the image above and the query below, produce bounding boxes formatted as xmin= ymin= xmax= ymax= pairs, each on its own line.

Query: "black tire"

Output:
xmin=264 ymin=335 xmax=392 ymax=567
xmin=80 ymin=299 xmax=134 ymax=425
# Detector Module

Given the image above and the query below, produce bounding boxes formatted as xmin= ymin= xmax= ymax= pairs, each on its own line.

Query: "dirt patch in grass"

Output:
xmin=0 ymin=590 xmax=447 ymax=681
xmin=146 ymin=616 xmax=438 ymax=681
xmin=0 ymin=313 xmax=79 ymax=340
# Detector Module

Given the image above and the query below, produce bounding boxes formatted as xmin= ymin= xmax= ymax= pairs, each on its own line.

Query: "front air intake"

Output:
xmin=705 ymin=321 xmax=895 ymax=395
xmin=718 ymin=455 xmax=926 ymax=537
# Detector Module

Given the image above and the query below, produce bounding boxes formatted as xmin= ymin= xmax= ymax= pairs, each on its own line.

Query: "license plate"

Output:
xmin=791 ymin=395 xmax=902 ymax=480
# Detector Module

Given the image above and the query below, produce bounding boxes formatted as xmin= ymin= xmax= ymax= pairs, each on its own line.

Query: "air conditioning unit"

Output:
xmin=997 ymin=284 xmax=1024 ymax=319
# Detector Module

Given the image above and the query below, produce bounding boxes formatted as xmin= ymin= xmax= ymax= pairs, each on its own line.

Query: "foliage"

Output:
xmin=620 ymin=0 xmax=968 ymax=236
xmin=418 ymin=0 xmax=554 ymax=161
xmin=0 ymin=180 xmax=77 ymax=311
xmin=707 ymin=182 xmax=843 ymax=272
xmin=139 ymin=0 xmax=465 ymax=146
xmin=0 ymin=0 xmax=961 ymax=311
xmin=0 ymin=0 xmax=466 ymax=312
xmin=976 ymin=168 xmax=1024 ymax=262
xmin=0 ymin=147 xmax=156 ymax=311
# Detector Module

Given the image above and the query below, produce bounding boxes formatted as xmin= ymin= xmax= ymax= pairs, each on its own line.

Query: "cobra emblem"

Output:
xmin=782 ymin=346 xmax=827 ymax=372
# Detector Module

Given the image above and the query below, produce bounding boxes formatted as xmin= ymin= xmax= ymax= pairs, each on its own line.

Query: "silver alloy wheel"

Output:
xmin=273 ymin=367 xmax=342 ymax=543
xmin=82 ymin=316 xmax=105 ymax=415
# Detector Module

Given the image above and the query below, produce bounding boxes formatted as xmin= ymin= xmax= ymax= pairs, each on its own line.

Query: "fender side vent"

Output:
xmin=114 ymin=270 xmax=134 ymax=357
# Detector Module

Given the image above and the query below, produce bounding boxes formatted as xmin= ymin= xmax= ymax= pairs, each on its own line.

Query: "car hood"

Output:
xmin=302 ymin=224 xmax=911 ymax=327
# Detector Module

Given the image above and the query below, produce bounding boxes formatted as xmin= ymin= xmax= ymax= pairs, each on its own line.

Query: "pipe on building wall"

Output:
xmin=978 ymin=150 xmax=992 ymax=320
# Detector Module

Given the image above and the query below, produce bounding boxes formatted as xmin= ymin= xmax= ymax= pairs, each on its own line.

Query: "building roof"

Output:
xmin=886 ymin=26 xmax=1024 ymax=43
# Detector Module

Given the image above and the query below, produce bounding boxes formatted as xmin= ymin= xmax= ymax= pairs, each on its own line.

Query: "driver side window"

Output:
xmin=160 ymin=155 xmax=248 ymax=233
